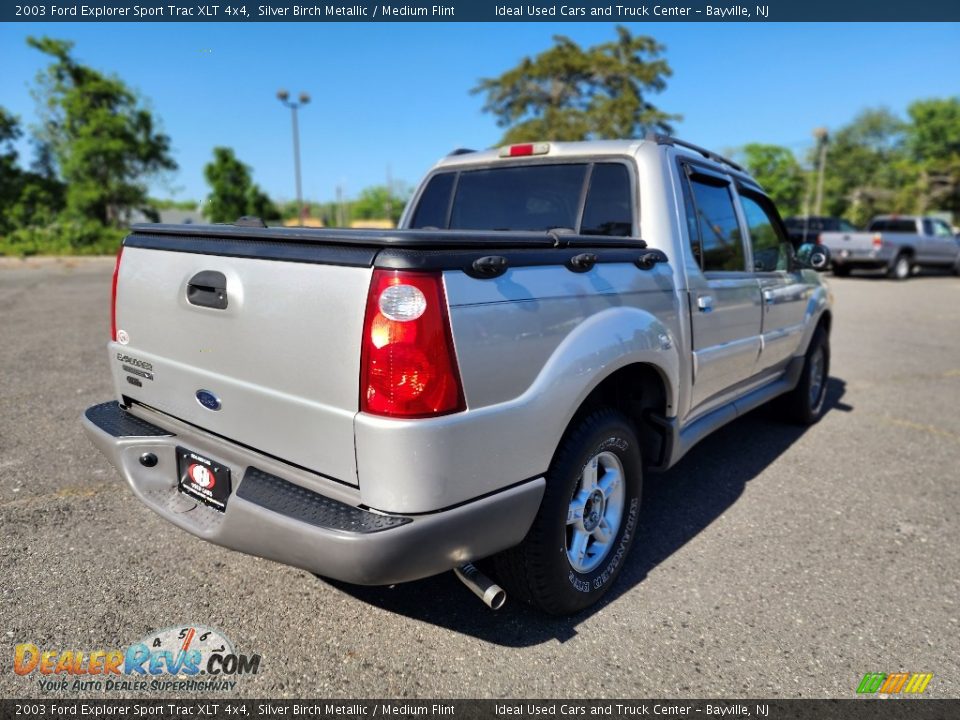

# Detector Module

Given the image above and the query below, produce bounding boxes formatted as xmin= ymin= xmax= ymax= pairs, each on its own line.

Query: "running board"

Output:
xmin=648 ymin=356 xmax=804 ymax=472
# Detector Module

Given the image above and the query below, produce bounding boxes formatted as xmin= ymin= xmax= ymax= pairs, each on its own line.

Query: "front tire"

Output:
xmin=493 ymin=409 xmax=642 ymax=615
xmin=781 ymin=327 xmax=830 ymax=425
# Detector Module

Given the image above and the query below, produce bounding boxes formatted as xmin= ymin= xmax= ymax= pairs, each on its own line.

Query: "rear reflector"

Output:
xmin=499 ymin=142 xmax=550 ymax=158
xmin=360 ymin=269 xmax=465 ymax=418
xmin=110 ymin=246 xmax=124 ymax=341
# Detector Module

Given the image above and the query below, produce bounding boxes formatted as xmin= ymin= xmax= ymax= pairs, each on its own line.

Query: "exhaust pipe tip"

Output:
xmin=455 ymin=563 xmax=506 ymax=610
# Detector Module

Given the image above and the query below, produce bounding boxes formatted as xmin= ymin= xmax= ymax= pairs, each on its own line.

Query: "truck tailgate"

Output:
xmin=819 ymin=231 xmax=876 ymax=254
xmin=112 ymin=244 xmax=373 ymax=485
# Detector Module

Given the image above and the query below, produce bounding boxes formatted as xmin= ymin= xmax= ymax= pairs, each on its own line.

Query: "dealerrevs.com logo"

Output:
xmin=856 ymin=672 xmax=934 ymax=695
xmin=14 ymin=625 xmax=261 ymax=693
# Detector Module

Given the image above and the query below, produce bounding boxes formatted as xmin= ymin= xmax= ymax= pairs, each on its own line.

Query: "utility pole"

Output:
xmin=385 ymin=164 xmax=393 ymax=226
xmin=277 ymin=89 xmax=310 ymax=226
xmin=336 ymin=184 xmax=344 ymax=228
xmin=813 ymin=127 xmax=829 ymax=216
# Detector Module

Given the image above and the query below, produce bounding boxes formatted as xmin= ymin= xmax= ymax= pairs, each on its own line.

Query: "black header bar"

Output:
xmin=4 ymin=0 xmax=960 ymax=23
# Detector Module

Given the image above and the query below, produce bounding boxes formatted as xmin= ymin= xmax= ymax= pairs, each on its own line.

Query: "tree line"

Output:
xmin=2 ymin=30 xmax=958 ymax=256
xmin=737 ymin=101 xmax=960 ymax=226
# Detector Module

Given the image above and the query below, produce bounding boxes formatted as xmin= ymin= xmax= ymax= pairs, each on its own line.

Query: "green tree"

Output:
xmin=738 ymin=144 xmax=805 ymax=217
xmin=815 ymin=108 xmax=908 ymax=224
xmin=904 ymin=97 xmax=960 ymax=215
xmin=351 ymin=185 xmax=411 ymax=225
xmin=203 ymin=147 xmax=280 ymax=223
xmin=472 ymin=26 xmax=679 ymax=144
xmin=27 ymin=36 xmax=176 ymax=226
xmin=0 ymin=106 xmax=64 ymax=234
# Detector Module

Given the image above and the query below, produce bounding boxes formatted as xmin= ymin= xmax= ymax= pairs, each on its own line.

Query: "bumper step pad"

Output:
xmin=237 ymin=467 xmax=411 ymax=534
xmin=84 ymin=402 xmax=173 ymax=438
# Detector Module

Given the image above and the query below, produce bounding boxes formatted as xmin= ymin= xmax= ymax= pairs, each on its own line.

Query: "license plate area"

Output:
xmin=176 ymin=446 xmax=231 ymax=512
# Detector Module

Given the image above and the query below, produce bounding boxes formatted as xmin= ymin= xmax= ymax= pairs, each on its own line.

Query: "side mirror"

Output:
xmin=796 ymin=242 xmax=831 ymax=271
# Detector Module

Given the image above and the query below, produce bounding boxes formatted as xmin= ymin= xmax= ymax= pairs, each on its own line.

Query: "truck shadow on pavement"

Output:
xmin=326 ymin=377 xmax=850 ymax=645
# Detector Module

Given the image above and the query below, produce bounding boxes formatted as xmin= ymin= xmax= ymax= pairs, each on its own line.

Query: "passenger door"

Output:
xmin=929 ymin=219 xmax=959 ymax=264
xmin=737 ymin=188 xmax=809 ymax=375
xmin=681 ymin=163 xmax=763 ymax=413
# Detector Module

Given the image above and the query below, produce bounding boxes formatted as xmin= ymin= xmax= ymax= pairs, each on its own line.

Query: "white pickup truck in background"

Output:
xmin=820 ymin=215 xmax=960 ymax=279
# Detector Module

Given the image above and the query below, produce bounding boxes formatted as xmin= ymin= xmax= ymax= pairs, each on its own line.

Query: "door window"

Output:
xmin=932 ymin=219 xmax=954 ymax=237
xmin=684 ymin=174 xmax=746 ymax=272
xmin=739 ymin=193 xmax=791 ymax=272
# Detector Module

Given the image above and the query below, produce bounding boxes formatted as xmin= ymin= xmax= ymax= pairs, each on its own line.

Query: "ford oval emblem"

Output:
xmin=195 ymin=390 xmax=221 ymax=411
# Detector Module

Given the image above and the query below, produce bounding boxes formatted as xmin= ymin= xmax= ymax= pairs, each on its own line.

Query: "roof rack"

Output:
xmin=647 ymin=133 xmax=745 ymax=173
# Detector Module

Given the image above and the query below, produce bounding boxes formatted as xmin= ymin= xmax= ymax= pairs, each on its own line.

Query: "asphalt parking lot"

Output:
xmin=1 ymin=257 xmax=958 ymax=699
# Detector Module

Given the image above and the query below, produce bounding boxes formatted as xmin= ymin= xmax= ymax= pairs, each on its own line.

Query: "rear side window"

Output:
xmin=410 ymin=173 xmax=455 ymax=229
xmin=869 ymin=219 xmax=916 ymax=233
xmin=580 ymin=164 xmax=632 ymax=236
xmin=739 ymin=193 xmax=791 ymax=272
xmin=685 ymin=175 xmax=746 ymax=272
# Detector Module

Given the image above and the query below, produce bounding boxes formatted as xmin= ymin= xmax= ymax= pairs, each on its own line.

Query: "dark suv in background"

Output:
xmin=784 ymin=216 xmax=858 ymax=249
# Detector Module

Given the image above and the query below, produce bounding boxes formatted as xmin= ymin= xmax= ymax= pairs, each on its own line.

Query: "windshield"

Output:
xmin=410 ymin=162 xmax=633 ymax=236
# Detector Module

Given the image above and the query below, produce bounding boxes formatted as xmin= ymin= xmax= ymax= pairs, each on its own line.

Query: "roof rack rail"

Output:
xmin=448 ymin=148 xmax=477 ymax=156
xmin=235 ymin=215 xmax=267 ymax=228
xmin=647 ymin=133 xmax=745 ymax=173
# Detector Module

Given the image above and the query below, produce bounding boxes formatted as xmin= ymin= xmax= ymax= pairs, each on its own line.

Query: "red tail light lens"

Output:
xmin=872 ymin=233 xmax=883 ymax=249
xmin=110 ymin=246 xmax=124 ymax=341
xmin=360 ymin=269 xmax=465 ymax=418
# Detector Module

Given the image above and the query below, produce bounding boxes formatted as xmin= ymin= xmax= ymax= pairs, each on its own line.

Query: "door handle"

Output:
xmin=187 ymin=271 xmax=228 ymax=310
xmin=763 ymin=289 xmax=775 ymax=305
xmin=697 ymin=295 xmax=714 ymax=313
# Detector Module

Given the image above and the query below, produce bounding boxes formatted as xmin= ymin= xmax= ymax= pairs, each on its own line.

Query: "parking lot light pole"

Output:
xmin=813 ymin=127 xmax=829 ymax=217
xmin=277 ymin=89 xmax=310 ymax=226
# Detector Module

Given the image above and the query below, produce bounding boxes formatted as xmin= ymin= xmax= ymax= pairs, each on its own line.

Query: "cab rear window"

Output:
xmin=410 ymin=162 xmax=634 ymax=236
xmin=869 ymin=219 xmax=917 ymax=233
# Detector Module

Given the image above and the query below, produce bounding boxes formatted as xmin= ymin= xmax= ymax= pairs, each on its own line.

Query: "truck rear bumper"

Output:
xmin=830 ymin=247 xmax=892 ymax=268
xmin=82 ymin=401 xmax=545 ymax=585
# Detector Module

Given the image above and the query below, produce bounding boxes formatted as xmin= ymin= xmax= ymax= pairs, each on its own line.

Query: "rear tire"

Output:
xmin=888 ymin=253 xmax=911 ymax=280
xmin=493 ymin=409 xmax=642 ymax=615
xmin=781 ymin=327 xmax=830 ymax=425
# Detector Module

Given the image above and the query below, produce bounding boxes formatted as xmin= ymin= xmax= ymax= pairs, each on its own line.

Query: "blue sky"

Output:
xmin=1 ymin=22 xmax=958 ymax=204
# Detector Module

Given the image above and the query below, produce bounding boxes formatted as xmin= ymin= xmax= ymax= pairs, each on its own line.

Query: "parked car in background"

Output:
xmin=819 ymin=215 xmax=960 ymax=279
xmin=783 ymin=216 xmax=858 ymax=250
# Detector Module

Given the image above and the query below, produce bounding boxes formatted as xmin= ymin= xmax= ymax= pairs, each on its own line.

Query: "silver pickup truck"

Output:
xmin=820 ymin=214 xmax=960 ymax=279
xmin=82 ymin=136 xmax=833 ymax=615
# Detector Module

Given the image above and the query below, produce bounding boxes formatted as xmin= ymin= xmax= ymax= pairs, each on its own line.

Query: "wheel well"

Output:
xmin=567 ymin=363 xmax=670 ymax=469
xmin=897 ymin=247 xmax=915 ymax=258
xmin=817 ymin=309 xmax=832 ymax=337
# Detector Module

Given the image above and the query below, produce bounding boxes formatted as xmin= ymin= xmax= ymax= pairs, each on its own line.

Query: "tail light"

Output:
xmin=872 ymin=233 xmax=883 ymax=250
xmin=360 ymin=269 xmax=465 ymax=418
xmin=110 ymin=246 xmax=124 ymax=341
xmin=815 ymin=233 xmax=822 ymax=245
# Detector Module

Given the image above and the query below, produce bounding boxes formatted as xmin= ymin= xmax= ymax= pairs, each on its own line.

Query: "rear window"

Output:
xmin=869 ymin=219 xmax=917 ymax=233
xmin=410 ymin=162 xmax=633 ymax=235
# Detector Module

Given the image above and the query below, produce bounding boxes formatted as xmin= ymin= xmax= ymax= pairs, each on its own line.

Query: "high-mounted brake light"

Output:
xmin=110 ymin=245 xmax=124 ymax=341
xmin=499 ymin=142 xmax=550 ymax=158
xmin=360 ymin=269 xmax=465 ymax=418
